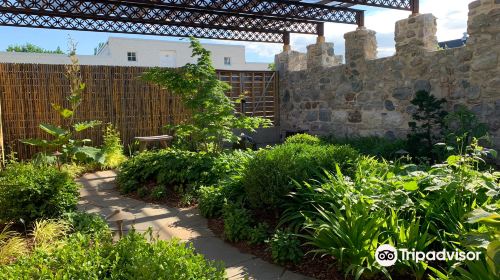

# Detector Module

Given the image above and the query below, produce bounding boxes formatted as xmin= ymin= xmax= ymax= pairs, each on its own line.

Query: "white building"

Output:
xmin=0 ymin=37 xmax=270 ymax=70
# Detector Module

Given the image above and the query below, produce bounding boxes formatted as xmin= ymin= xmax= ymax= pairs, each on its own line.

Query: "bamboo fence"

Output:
xmin=0 ymin=63 xmax=278 ymax=160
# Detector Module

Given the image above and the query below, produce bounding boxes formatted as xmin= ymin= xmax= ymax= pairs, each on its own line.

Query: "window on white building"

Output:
xmin=224 ymin=57 xmax=231 ymax=65
xmin=127 ymin=52 xmax=137 ymax=62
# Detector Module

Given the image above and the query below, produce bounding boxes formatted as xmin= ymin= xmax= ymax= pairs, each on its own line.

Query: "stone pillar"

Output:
xmin=306 ymin=42 xmax=342 ymax=69
xmin=395 ymin=13 xmax=437 ymax=55
xmin=275 ymin=50 xmax=307 ymax=73
xmin=344 ymin=27 xmax=377 ymax=66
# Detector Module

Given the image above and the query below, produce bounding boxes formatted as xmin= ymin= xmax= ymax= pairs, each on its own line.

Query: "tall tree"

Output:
xmin=6 ymin=43 xmax=64 ymax=54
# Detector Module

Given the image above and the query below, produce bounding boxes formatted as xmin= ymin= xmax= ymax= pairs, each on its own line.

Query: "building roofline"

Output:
xmin=107 ymin=36 xmax=246 ymax=48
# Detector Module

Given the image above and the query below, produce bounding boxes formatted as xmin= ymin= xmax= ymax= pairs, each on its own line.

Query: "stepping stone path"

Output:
xmin=77 ymin=170 xmax=314 ymax=280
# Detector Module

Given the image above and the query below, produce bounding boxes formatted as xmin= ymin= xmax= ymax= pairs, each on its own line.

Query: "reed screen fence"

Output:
xmin=0 ymin=63 xmax=278 ymax=160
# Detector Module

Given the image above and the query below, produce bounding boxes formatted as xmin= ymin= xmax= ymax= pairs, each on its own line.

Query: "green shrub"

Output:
xmin=0 ymin=163 xmax=79 ymax=223
xmin=117 ymin=149 xmax=219 ymax=194
xmin=108 ymin=231 xmax=226 ymax=280
xmin=243 ymin=143 xmax=359 ymax=209
xmin=0 ymin=230 xmax=226 ymax=280
xmin=62 ymin=211 xmax=110 ymax=238
xmin=151 ymin=185 xmax=167 ymax=200
xmin=101 ymin=123 xmax=127 ymax=169
xmin=198 ymin=185 xmax=225 ymax=218
xmin=269 ymin=230 xmax=303 ymax=264
xmin=323 ymin=136 xmax=407 ymax=159
xmin=137 ymin=186 xmax=149 ymax=198
xmin=247 ymin=222 xmax=269 ymax=245
xmin=284 ymin=133 xmax=321 ymax=145
xmin=222 ymin=203 xmax=252 ymax=242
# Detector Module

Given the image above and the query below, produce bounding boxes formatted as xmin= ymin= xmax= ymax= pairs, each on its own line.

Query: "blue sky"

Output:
xmin=0 ymin=0 xmax=472 ymax=63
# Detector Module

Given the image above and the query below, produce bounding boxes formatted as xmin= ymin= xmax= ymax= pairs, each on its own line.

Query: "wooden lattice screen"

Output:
xmin=0 ymin=63 xmax=278 ymax=160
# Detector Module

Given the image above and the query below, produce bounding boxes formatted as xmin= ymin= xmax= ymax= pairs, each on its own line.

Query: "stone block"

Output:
xmin=344 ymin=28 xmax=377 ymax=65
xmin=395 ymin=14 xmax=437 ymax=55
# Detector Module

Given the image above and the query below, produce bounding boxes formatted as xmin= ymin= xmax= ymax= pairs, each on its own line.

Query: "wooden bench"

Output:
xmin=134 ymin=135 xmax=173 ymax=151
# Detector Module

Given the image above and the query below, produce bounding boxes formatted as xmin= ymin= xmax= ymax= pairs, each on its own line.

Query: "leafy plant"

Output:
xmin=198 ymin=185 xmax=225 ymax=218
xmin=444 ymin=105 xmax=489 ymax=154
xmin=142 ymin=37 xmax=270 ymax=152
xmin=101 ymin=123 xmax=127 ymax=168
xmin=222 ymin=202 xmax=252 ymax=242
xmin=0 ymin=163 xmax=79 ymax=223
xmin=464 ymin=207 xmax=500 ymax=277
xmin=247 ymin=222 xmax=269 ymax=245
xmin=0 ymin=229 xmax=226 ymax=279
xmin=407 ymin=90 xmax=448 ymax=163
xmin=284 ymin=133 xmax=321 ymax=145
xmin=62 ymin=211 xmax=110 ymax=238
xmin=268 ymin=229 xmax=303 ymax=265
xmin=243 ymin=143 xmax=359 ymax=210
xmin=151 ymin=185 xmax=167 ymax=200
xmin=117 ymin=149 xmax=220 ymax=194
xmin=137 ymin=187 xmax=149 ymax=198
xmin=20 ymin=40 xmax=102 ymax=164
xmin=108 ymin=230 xmax=226 ymax=280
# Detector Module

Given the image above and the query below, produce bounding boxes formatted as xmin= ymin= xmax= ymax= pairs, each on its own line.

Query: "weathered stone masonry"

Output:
xmin=275 ymin=0 xmax=500 ymax=152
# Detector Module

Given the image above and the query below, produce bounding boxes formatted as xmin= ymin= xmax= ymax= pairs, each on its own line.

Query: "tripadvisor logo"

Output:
xmin=375 ymin=244 xmax=481 ymax=267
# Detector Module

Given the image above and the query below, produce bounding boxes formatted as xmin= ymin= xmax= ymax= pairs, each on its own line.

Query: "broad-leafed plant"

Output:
xmin=21 ymin=40 xmax=102 ymax=164
xmin=142 ymin=37 xmax=270 ymax=152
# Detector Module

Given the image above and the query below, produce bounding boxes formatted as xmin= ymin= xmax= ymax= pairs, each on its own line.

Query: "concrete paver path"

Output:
xmin=77 ymin=170 xmax=314 ymax=280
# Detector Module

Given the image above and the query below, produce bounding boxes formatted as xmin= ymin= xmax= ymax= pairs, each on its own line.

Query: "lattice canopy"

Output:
xmin=0 ymin=0 xmax=419 ymax=43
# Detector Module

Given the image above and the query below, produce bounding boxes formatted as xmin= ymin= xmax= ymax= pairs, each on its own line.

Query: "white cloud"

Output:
xmin=241 ymin=0 xmax=472 ymax=62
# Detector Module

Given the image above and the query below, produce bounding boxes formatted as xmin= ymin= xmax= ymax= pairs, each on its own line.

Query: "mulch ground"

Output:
xmin=207 ymin=217 xmax=344 ymax=280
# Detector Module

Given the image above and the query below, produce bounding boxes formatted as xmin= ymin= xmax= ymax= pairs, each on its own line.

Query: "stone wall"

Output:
xmin=275 ymin=0 xmax=500 ymax=153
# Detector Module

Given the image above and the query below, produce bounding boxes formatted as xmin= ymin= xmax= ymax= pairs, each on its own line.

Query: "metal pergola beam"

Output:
xmin=104 ymin=0 xmax=363 ymax=23
xmin=0 ymin=0 xmax=324 ymax=35
xmin=311 ymin=1 xmax=412 ymax=11
xmin=0 ymin=12 xmax=285 ymax=42
xmin=0 ymin=0 xmax=419 ymax=43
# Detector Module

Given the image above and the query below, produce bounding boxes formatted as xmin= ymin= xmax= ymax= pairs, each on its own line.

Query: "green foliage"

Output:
xmin=101 ymin=123 xmax=127 ymax=168
xmin=284 ymin=133 xmax=321 ymax=145
xmin=464 ymin=207 xmax=500 ymax=277
xmin=0 ymin=230 xmax=226 ymax=280
xmin=269 ymin=230 xmax=303 ymax=265
xmin=222 ymin=203 xmax=252 ymax=242
xmin=277 ymin=141 xmax=499 ymax=279
xmin=247 ymin=222 xmax=269 ymax=245
xmin=407 ymin=90 xmax=448 ymax=163
xmin=198 ymin=185 xmax=225 ymax=218
xmin=0 ymin=163 xmax=79 ymax=223
xmin=243 ymin=143 xmax=359 ymax=209
xmin=444 ymin=105 xmax=489 ymax=154
xmin=107 ymin=231 xmax=226 ymax=280
xmin=137 ymin=186 xmax=149 ymax=198
xmin=62 ymin=211 xmax=110 ymax=238
xmin=6 ymin=43 xmax=64 ymax=54
xmin=117 ymin=149 xmax=219 ymax=194
xmin=301 ymin=199 xmax=388 ymax=279
xmin=0 ymin=225 xmax=27 ymax=265
xmin=151 ymin=185 xmax=167 ymax=200
xmin=142 ymin=37 xmax=270 ymax=152
xmin=20 ymin=41 xmax=102 ymax=164
xmin=323 ymin=136 xmax=408 ymax=159
xmin=117 ymin=149 xmax=255 ymax=199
